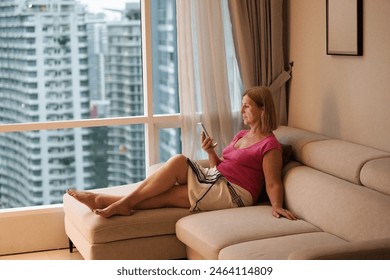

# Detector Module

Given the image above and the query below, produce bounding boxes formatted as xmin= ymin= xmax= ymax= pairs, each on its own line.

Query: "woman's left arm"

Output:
xmin=263 ymin=149 xmax=297 ymax=220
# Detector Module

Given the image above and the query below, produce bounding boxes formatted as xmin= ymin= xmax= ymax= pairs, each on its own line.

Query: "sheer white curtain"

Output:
xmin=176 ymin=0 xmax=242 ymax=159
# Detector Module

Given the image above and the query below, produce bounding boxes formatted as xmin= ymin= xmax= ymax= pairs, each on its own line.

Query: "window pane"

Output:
xmin=0 ymin=125 xmax=146 ymax=209
xmin=151 ymin=0 xmax=179 ymax=115
xmin=159 ymin=128 xmax=182 ymax=162
xmin=0 ymin=0 xmax=144 ymax=124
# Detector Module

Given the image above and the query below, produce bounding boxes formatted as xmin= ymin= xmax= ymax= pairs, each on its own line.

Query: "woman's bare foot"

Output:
xmin=93 ymin=200 xmax=133 ymax=218
xmin=93 ymin=208 xmax=116 ymax=218
xmin=66 ymin=189 xmax=101 ymax=211
xmin=67 ymin=189 xmax=130 ymax=218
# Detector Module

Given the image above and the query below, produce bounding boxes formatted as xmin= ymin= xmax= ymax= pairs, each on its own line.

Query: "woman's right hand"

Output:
xmin=201 ymin=131 xmax=217 ymax=153
xmin=201 ymin=131 xmax=222 ymax=167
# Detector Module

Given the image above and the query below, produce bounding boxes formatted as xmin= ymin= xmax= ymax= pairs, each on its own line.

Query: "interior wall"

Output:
xmin=287 ymin=0 xmax=390 ymax=152
xmin=0 ymin=206 xmax=68 ymax=256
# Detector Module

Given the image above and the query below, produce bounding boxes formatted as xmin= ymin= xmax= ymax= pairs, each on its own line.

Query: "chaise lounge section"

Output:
xmin=63 ymin=171 xmax=192 ymax=260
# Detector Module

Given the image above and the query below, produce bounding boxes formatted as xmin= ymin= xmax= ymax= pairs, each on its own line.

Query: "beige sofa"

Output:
xmin=63 ymin=126 xmax=390 ymax=259
xmin=176 ymin=126 xmax=390 ymax=259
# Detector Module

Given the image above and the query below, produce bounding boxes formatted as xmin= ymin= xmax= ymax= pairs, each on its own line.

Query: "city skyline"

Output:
xmin=78 ymin=0 xmax=137 ymax=20
xmin=79 ymin=0 xmax=131 ymax=11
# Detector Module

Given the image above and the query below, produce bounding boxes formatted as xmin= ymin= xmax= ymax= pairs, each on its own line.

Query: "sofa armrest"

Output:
xmin=288 ymin=238 xmax=390 ymax=260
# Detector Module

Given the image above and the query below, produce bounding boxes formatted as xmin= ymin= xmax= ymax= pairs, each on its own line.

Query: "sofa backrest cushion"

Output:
xmin=360 ymin=157 xmax=390 ymax=196
xmin=275 ymin=126 xmax=390 ymax=185
xmin=274 ymin=126 xmax=330 ymax=162
xmin=284 ymin=165 xmax=390 ymax=242
xmin=301 ymin=140 xmax=389 ymax=185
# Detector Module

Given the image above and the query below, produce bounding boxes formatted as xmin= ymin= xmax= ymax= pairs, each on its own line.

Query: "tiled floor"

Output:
xmin=0 ymin=249 xmax=83 ymax=260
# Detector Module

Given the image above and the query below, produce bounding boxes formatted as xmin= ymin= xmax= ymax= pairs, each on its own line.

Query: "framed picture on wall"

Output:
xmin=326 ymin=0 xmax=363 ymax=56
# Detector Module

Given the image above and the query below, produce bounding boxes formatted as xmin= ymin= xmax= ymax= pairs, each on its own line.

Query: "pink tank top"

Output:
xmin=217 ymin=130 xmax=281 ymax=202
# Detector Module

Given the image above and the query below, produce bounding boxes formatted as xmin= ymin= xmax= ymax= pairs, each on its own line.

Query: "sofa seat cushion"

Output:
xmin=218 ymin=232 xmax=347 ymax=260
xmin=176 ymin=205 xmax=321 ymax=260
xmin=360 ymin=157 xmax=390 ymax=196
xmin=63 ymin=184 xmax=191 ymax=244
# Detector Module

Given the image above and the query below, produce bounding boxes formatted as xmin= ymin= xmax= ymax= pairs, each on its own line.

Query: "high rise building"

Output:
xmin=105 ymin=3 xmax=145 ymax=186
xmin=0 ymin=0 xmax=91 ymax=207
xmin=150 ymin=0 xmax=181 ymax=162
xmin=86 ymin=12 xmax=108 ymax=118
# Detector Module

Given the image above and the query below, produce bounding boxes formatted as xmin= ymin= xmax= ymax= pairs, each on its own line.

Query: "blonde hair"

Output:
xmin=243 ymin=86 xmax=278 ymax=133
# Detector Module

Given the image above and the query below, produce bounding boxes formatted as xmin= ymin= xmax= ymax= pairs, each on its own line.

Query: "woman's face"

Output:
xmin=241 ymin=95 xmax=263 ymax=126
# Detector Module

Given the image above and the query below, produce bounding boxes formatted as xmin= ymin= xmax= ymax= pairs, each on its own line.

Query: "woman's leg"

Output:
xmin=122 ymin=185 xmax=189 ymax=210
xmin=70 ymin=154 xmax=190 ymax=217
xmin=94 ymin=154 xmax=190 ymax=217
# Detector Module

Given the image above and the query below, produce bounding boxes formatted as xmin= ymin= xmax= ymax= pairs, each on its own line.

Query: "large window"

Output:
xmin=0 ymin=0 xmax=181 ymax=209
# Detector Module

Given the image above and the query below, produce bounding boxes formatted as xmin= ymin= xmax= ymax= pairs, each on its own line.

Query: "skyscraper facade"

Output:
xmin=150 ymin=0 xmax=181 ymax=162
xmin=105 ymin=3 xmax=145 ymax=186
xmin=0 ymin=0 xmax=91 ymax=207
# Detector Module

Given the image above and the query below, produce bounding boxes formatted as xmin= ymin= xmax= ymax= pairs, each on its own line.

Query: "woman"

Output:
xmin=67 ymin=86 xmax=297 ymax=220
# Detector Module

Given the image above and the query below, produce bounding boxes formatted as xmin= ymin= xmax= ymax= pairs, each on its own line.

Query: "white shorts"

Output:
xmin=187 ymin=159 xmax=253 ymax=211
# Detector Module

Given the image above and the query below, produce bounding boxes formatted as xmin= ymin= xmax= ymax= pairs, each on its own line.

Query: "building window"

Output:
xmin=0 ymin=0 xmax=181 ymax=210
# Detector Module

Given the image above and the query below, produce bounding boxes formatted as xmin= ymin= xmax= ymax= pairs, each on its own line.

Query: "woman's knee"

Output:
xmin=168 ymin=154 xmax=187 ymax=163
xmin=166 ymin=154 xmax=188 ymax=168
xmin=164 ymin=154 xmax=188 ymax=182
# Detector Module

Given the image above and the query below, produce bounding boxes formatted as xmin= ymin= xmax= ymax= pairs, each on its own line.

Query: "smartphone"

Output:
xmin=198 ymin=122 xmax=217 ymax=147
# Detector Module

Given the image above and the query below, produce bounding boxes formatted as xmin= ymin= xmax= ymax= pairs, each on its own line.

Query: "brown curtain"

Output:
xmin=228 ymin=0 xmax=290 ymax=125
